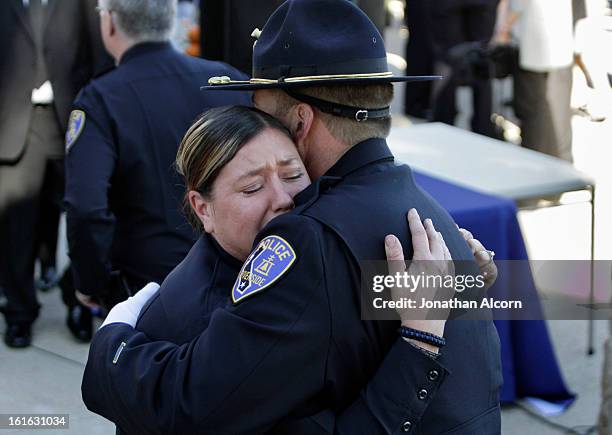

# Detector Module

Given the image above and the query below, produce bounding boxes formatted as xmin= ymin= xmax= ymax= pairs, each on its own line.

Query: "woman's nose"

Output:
xmin=269 ymin=177 xmax=295 ymax=213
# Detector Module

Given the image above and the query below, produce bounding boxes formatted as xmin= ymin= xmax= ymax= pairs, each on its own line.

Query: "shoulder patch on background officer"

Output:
xmin=232 ymin=235 xmax=297 ymax=304
xmin=65 ymin=110 xmax=86 ymax=153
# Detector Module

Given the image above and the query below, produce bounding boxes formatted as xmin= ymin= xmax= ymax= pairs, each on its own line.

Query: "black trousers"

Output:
xmin=36 ymin=158 xmax=63 ymax=272
xmin=404 ymin=0 xmax=435 ymax=118
xmin=429 ymin=0 xmax=499 ymax=136
xmin=0 ymin=105 xmax=64 ymax=326
xmin=514 ymin=67 xmax=573 ymax=162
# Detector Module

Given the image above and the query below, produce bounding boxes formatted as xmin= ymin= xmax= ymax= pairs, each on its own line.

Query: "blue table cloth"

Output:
xmin=414 ymin=171 xmax=575 ymax=406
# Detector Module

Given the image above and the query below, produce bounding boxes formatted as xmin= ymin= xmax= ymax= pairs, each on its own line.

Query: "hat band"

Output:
xmin=207 ymin=72 xmax=394 ymax=87
xmin=252 ymin=71 xmax=393 ymax=84
xmin=253 ymin=57 xmax=390 ymax=80
xmin=284 ymin=89 xmax=390 ymax=122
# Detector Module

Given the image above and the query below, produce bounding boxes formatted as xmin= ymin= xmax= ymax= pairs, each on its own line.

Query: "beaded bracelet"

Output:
xmin=398 ymin=326 xmax=446 ymax=348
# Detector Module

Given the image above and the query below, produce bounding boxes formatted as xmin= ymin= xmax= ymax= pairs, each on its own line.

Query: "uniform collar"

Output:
xmin=120 ymin=41 xmax=173 ymax=65
xmin=293 ymin=137 xmax=394 ymax=207
xmin=205 ymin=233 xmax=243 ymax=270
xmin=325 ymin=137 xmax=394 ymax=178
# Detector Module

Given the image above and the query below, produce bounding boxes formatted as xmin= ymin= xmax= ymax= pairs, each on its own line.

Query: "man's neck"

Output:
xmin=112 ymin=39 xmax=136 ymax=65
xmin=303 ymin=130 xmax=350 ymax=180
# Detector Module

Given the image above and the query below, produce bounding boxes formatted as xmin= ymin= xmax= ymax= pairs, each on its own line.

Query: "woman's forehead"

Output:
xmin=222 ymin=129 xmax=302 ymax=178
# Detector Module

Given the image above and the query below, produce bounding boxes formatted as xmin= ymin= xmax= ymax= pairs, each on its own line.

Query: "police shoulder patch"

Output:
xmin=232 ymin=235 xmax=297 ymax=304
xmin=65 ymin=110 xmax=86 ymax=153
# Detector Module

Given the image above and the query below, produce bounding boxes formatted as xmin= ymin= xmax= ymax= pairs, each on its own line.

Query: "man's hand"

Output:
xmin=384 ymin=209 xmax=454 ymax=353
xmin=493 ymin=30 xmax=511 ymax=44
xmin=75 ymin=290 xmax=101 ymax=310
xmin=101 ymin=282 xmax=160 ymax=328
xmin=457 ymin=227 xmax=498 ymax=289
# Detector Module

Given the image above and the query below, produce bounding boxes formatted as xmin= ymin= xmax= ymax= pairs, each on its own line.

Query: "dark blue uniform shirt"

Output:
xmin=82 ymin=139 xmax=502 ymax=434
xmin=136 ymin=234 xmax=241 ymax=343
xmin=135 ymin=234 xmax=439 ymax=435
xmin=64 ymin=41 xmax=250 ymax=297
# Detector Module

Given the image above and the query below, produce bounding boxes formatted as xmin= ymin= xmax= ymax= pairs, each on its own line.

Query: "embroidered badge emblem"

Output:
xmin=232 ymin=235 xmax=296 ymax=304
xmin=65 ymin=110 xmax=86 ymax=153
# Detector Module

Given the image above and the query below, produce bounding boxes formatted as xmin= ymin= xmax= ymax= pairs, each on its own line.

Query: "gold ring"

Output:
xmin=478 ymin=250 xmax=495 ymax=266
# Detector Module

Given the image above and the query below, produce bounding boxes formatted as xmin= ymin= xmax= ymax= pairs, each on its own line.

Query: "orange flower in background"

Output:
xmin=186 ymin=25 xmax=201 ymax=57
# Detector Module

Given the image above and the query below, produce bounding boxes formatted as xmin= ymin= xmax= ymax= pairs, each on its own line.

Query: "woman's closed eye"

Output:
xmin=242 ymin=184 xmax=263 ymax=195
xmin=283 ymin=171 xmax=305 ymax=181
xmin=240 ymin=169 xmax=304 ymax=195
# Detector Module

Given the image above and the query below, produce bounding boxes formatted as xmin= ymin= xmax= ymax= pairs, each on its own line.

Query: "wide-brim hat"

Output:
xmin=203 ymin=0 xmax=440 ymax=92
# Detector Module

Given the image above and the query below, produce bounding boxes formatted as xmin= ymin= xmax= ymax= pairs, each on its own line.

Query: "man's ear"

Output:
xmin=290 ymin=103 xmax=315 ymax=144
xmin=108 ymin=12 xmax=118 ymax=37
xmin=188 ymin=190 xmax=215 ymax=233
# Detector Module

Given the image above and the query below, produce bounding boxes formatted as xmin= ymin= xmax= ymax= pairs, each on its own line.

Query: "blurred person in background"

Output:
xmin=573 ymin=0 xmax=611 ymax=122
xmin=64 ymin=0 xmax=249 ymax=337
xmin=0 ymin=0 xmax=112 ymax=348
xmin=497 ymin=0 xmax=575 ymax=162
xmin=199 ymin=0 xmax=386 ymax=76
xmin=403 ymin=0 xmax=436 ymax=119
xmin=34 ymin=172 xmax=62 ymax=292
xmin=429 ymin=0 xmax=501 ymax=138
xmin=199 ymin=0 xmax=284 ymax=74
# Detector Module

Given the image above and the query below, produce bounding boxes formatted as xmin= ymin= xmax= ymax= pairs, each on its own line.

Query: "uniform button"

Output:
xmin=402 ymin=421 xmax=412 ymax=432
xmin=417 ymin=388 xmax=428 ymax=400
xmin=428 ymin=369 xmax=439 ymax=381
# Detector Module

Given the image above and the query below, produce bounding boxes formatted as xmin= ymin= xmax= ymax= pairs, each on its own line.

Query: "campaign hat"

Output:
xmin=204 ymin=0 xmax=439 ymax=91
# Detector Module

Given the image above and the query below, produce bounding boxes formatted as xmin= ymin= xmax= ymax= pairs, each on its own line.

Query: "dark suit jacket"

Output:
xmin=0 ymin=0 xmax=112 ymax=163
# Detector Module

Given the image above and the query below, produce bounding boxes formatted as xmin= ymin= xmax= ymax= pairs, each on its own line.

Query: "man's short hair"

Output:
xmin=272 ymin=83 xmax=394 ymax=146
xmin=104 ymin=0 xmax=176 ymax=42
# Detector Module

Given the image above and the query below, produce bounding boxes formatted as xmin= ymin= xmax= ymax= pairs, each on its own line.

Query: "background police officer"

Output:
xmin=64 ymin=0 xmax=249 ymax=321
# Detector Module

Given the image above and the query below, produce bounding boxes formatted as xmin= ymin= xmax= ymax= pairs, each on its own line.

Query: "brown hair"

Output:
xmin=175 ymin=105 xmax=293 ymax=231
xmin=271 ymin=83 xmax=394 ymax=146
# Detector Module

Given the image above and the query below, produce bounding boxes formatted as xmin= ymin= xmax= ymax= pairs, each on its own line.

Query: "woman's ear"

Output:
xmin=188 ymin=190 xmax=214 ymax=233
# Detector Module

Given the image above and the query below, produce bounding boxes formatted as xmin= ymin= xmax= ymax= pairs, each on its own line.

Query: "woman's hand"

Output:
xmin=384 ymin=209 xmax=454 ymax=353
xmin=457 ymin=227 xmax=498 ymax=289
